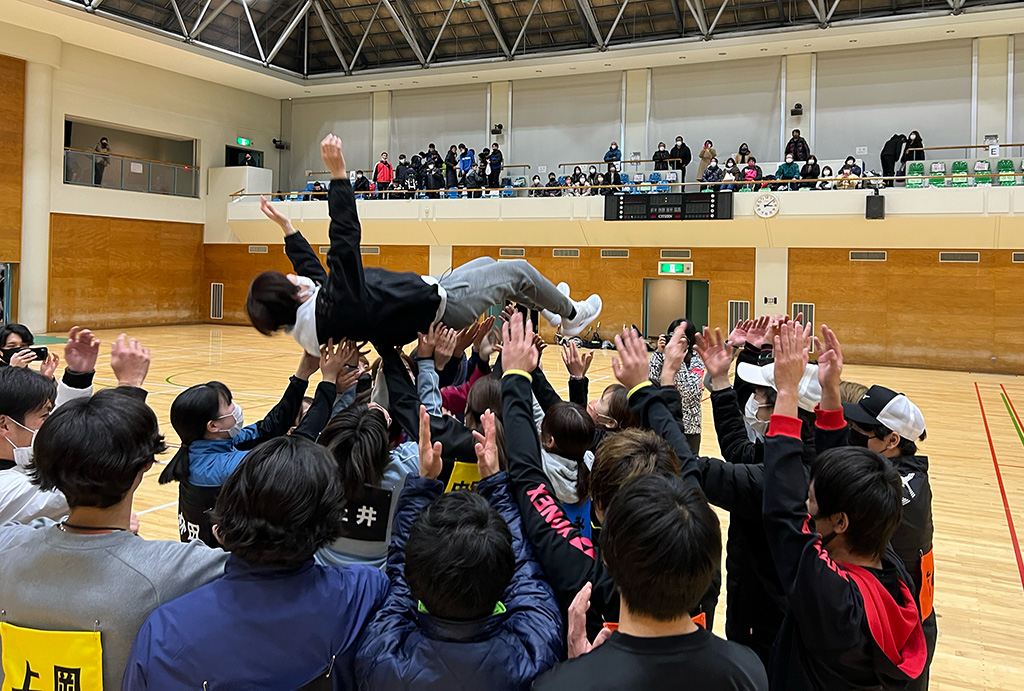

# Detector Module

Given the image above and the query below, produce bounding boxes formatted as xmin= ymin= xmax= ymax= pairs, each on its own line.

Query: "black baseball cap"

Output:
xmin=843 ymin=385 xmax=926 ymax=441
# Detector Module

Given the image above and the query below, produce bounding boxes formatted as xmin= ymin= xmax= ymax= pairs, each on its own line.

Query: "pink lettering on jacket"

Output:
xmin=527 ymin=483 xmax=595 ymax=558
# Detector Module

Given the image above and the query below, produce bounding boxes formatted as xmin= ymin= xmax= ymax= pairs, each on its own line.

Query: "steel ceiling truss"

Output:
xmin=58 ymin=0 xmax=1009 ymax=77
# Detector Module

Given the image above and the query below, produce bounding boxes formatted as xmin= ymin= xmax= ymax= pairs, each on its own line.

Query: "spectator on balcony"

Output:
xmin=701 ymin=158 xmax=723 ymax=187
xmin=243 ymin=152 xmax=256 ymax=167
xmin=304 ymin=181 xmax=326 ymax=201
xmin=458 ymin=144 xmax=474 ymax=181
xmin=698 ymin=140 xmax=716 ymax=179
xmin=800 ymin=156 xmax=821 ymax=189
xmin=743 ymin=157 xmax=763 ymax=190
xmin=424 ymin=163 xmax=444 ymax=198
xmin=604 ymin=141 xmax=622 ymax=163
xmin=395 ymin=155 xmax=412 ymax=189
xmin=595 ymin=173 xmax=611 ymax=196
xmin=587 ymin=165 xmax=600 ymax=186
xmin=721 ymin=158 xmax=741 ymax=192
xmin=842 ymin=155 xmax=863 ymax=177
xmin=445 ymin=145 xmax=459 ymax=188
xmin=816 ymin=166 xmax=835 ymax=190
xmin=836 ymin=164 xmax=860 ymax=190
xmin=571 ymin=166 xmax=587 ymax=186
xmin=373 ymin=153 xmax=393 ymax=197
xmin=94 ymin=137 xmax=111 ymax=186
xmin=530 ymin=175 xmax=545 ymax=197
xmin=670 ymin=137 xmax=692 ymax=180
xmin=653 ymin=142 xmax=671 ymax=171
xmin=465 ymin=162 xmax=486 ymax=198
xmin=785 ymin=129 xmax=811 ymax=162
xmin=901 ymin=131 xmax=925 ymax=166
xmin=426 ymin=143 xmax=443 ymax=169
xmin=775 ymin=155 xmax=801 ymax=190
xmin=880 ymin=134 xmax=906 ymax=187
xmin=735 ymin=143 xmax=753 ymax=165
xmin=486 ymin=143 xmax=504 ymax=188
xmin=607 ymin=163 xmax=622 ymax=190
xmin=353 ymin=171 xmax=370 ymax=196
xmin=544 ymin=171 xmax=561 ymax=197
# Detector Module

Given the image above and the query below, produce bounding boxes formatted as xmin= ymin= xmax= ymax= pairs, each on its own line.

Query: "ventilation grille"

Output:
xmin=792 ymin=303 xmax=815 ymax=352
xmin=553 ymin=248 xmax=580 ymax=258
xmin=319 ymin=246 xmax=329 ymax=255
xmin=939 ymin=251 xmax=980 ymax=263
xmin=601 ymin=249 xmax=630 ymax=258
xmin=499 ymin=248 xmax=526 ymax=257
xmin=728 ymin=301 xmax=750 ymax=328
xmin=247 ymin=245 xmax=268 ymax=254
xmin=210 ymin=283 xmax=224 ymax=320
xmin=1013 ymin=252 xmax=1024 ymax=263
xmin=850 ymin=251 xmax=887 ymax=262
xmin=661 ymin=249 xmax=691 ymax=259
xmin=360 ymin=246 xmax=380 ymax=255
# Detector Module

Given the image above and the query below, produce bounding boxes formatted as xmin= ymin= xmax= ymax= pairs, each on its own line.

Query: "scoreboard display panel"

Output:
xmin=604 ymin=192 xmax=734 ymax=221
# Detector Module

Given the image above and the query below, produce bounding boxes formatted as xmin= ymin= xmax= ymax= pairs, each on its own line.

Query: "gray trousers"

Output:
xmin=439 ymin=257 xmax=575 ymax=329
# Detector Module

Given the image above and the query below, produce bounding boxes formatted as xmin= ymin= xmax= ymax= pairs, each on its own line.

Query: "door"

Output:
xmin=684 ymin=279 xmax=710 ymax=332
xmin=643 ymin=278 xmax=688 ymax=338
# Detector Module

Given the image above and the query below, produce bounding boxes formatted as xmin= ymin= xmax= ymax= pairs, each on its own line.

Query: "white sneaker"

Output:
xmin=539 ymin=282 xmax=571 ymax=328
xmin=561 ymin=294 xmax=603 ymax=337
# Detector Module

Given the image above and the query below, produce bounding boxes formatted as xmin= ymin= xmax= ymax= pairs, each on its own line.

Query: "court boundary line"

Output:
xmin=974 ymin=382 xmax=1024 ymax=595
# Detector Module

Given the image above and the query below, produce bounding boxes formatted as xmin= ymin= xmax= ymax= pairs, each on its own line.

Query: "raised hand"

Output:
xmin=727 ymin=319 xmax=753 ymax=348
xmin=772 ymin=320 xmax=811 ymax=416
xmin=567 ymin=582 xmax=613 ymax=660
xmin=561 ymin=341 xmax=593 ymax=378
xmin=746 ymin=315 xmax=771 ymax=348
xmin=814 ymin=324 xmax=844 ymax=410
xmin=472 ymin=408 xmax=500 ymax=478
xmin=695 ymin=327 xmax=733 ymax=389
xmin=338 ymin=339 xmax=368 ymax=367
xmin=455 ymin=322 xmax=482 ymax=357
xmin=434 ymin=326 xmax=459 ymax=370
xmin=7 ymin=349 xmax=35 ymax=368
xmin=612 ymin=326 xmax=652 ymax=391
xmin=471 ymin=316 xmax=496 ymax=352
xmin=417 ymin=322 xmax=440 ymax=359
xmin=320 ymin=134 xmax=347 ymax=179
xmin=319 ymin=339 xmax=346 ymax=383
xmin=417 ymin=404 xmax=443 ymax=480
xmin=40 ymin=352 xmax=60 ymax=380
xmin=661 ymin=323 xmax=689 ymax=383
xmin=64 ymin=326 xmax=101 ymax=373
xmin=501 ymin=311 xmax=539 ymax=373
xmin=111 ymin=334 xmax=151 ymax=388
xmin=296 ymin=351 xmax=321 ymax=380
xmin=335 ymin=361 xmax=366 ymax=393
xmin=657 ymin=333 xmax=667 ymax=354
xmin=532 ymin=332 xmax=548 ymax=356
xmin=259 ymin=195 xmax=296 ymax=236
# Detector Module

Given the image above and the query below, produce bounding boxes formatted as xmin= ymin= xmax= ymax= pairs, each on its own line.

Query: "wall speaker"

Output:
xmin=866 ymin=194 xmax=885 ymax=220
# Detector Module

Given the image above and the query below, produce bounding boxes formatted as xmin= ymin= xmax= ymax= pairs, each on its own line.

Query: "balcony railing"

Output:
xmin=63 ymin=148 xmax=199 ymax=198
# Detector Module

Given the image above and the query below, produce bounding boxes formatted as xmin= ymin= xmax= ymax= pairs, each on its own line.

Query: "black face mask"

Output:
xmin=848 ymin=428 xmax=871 ymax=447
xmin=811 ymin=514 xmax=839 ymax=549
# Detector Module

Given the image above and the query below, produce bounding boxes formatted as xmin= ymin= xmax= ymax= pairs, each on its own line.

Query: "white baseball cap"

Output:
xmin=843 ymin=386 xmax=926 ymax=441
xmin=736 ymin=362 xmax=822 ymax=412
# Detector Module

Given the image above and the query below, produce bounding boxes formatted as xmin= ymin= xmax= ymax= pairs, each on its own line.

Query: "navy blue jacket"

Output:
xmin=123 ymin=556 xmax=388 ymax=690
xmin=355 ymin=472 xmax=562 ymax=691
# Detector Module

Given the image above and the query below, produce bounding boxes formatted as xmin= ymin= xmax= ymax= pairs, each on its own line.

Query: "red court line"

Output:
xmin=974 ymin=382 xmax=1024 ymax=595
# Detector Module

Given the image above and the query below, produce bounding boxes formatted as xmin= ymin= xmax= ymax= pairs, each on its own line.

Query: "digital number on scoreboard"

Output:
xmin=604 ymin=192 xmax=734 ymax=221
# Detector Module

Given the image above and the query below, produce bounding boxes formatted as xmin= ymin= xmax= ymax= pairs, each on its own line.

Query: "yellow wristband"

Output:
xmin=628 ymin=381 xmax=654 ymax=398
xmin=502 ymin=369 xmax=534 ymax=383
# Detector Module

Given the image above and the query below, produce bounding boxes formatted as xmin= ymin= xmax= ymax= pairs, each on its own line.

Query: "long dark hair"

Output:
xmin=160 ymin=382 xmax=232 ymax=484
xmin=318 ymin=404 xmax=391 ymax=501
xmin=666 ymin=318 xmax=697 ymax=369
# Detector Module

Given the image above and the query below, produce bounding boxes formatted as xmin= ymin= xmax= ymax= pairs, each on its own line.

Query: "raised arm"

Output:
xmin=320 ymin=135 xmax=368 ymax=310
xmin=234 ymin=353 xmax=313 ymax=449
xmin=262 ymin=195 xmax=328 ymax=285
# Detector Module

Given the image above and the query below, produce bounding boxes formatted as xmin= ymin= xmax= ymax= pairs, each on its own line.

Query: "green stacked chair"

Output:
xmin=905 ymin=162 xmax=925 ymax=189
xmin=928 ymin=161 xmax=946 ymax=188
xmin=950 ymin=161 xmax=969 ymax=187
xmin=998 ymin=159 xmax=1018 ymax=186
xmin=973 ymin=160 xmax=993 ymax=187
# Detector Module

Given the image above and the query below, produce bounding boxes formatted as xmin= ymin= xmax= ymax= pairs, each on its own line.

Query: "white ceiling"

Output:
xmin=5 ymin=0 xmax=1024 ymax=101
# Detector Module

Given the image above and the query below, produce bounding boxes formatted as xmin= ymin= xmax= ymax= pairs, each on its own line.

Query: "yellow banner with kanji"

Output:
xmin=1 ymin=621 xmax=102 ymax=691
xmin=445 ymin=461 xmax=483 ymax=493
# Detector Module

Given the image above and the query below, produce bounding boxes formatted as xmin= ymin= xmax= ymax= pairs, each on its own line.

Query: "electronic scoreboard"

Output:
xmin=604 ymin=192 xmax=734 ymax=221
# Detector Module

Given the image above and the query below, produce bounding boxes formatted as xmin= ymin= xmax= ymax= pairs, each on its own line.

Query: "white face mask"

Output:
xmin=676 ymin=141 xmax=683 ymax=146
xmin=659 ymin=146 xmax=666 ymax=151
xmin=295 ymin=275 xmax=317 ymax=300
xmin=709 ymin=162 xmax=717 ymax=168
xmin=611 ymin=145 xmax=617 ymax=150
xmin=6 ymin=418 xmax=38 ymax=469
xmin=229 ymin=402 xmax=245 ymax=438
xmin=786 ymin=158 xmax=793 ymax=164
xmin=743 ymin=394 xmax=770 ymax=439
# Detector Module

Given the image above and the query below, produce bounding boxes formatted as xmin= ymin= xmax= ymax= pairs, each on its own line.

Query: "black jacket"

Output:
xmin=465 ymin=169 xmax=486 ymax=188
xmin=901 ymin=137 xmax=925 ymax=163
xmin=785 ymin=137 xmax=811 ymax=162
xmin=764 ymin=417 xmax=927 ymax=691
xmin=424 ymin=169 xmax=444 ymax=191
xmin=881 ymin=136 xmax=905 ymax=160
xmin=284 ymin=179 xmax=440 ymax=346
xmin=652 ymin=150 xmax=671 ymax=170
xmin=488 ymin=148 xmax=504 ymax=170
xmin=353 ymin=176 xmax=370 ymax=192
xmin=670 ymin=143 xmax=692 ymax=170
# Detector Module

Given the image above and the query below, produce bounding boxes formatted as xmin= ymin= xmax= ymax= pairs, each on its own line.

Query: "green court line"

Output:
xmin=29 ymin=336 xmax=65 ymax=346
xmin=1000 ymin=393 xmax=1024 ymax=448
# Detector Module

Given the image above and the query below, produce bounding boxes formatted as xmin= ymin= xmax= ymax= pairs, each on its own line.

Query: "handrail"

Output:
xmin=229 ymin=188 xmax=246 ymax=197
xmin=558 ymin=158 xmax=684 ymax=169
xmin=307 ymin=163 xmax=531 ymax=176
xmin=64 ymin=146 xmax=198 ymax=170
xmin=905 ymin=143 xmax=1024 ymax=152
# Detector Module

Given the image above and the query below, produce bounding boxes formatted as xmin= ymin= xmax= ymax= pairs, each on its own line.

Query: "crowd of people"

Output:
xmin=0 ymin=135 xmax=935 ymax=691
xmin=349 ymin=142 xmax=506 ymax=198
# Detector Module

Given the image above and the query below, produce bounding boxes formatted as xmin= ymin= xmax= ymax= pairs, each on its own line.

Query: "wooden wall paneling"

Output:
xmin=202 ymin=244 xmax=430 ymax=325
xmin=0 ymin=56 xmax=25 ymax=263
xmin=48 ymin=214 xmax=204 ymax=331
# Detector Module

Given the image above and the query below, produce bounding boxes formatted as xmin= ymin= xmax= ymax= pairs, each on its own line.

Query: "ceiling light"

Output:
xmin=304 ymin=89 xmax=310 ymax=93
xmin=356 ymin=85 xmax=363 ymax=89
xmin=535 ymin=69 xmax=542 ymax=73
xmin=412 ymin=80 xmax=419 ymax=84
xmin=946 ymin=29 xmax=955 ymax=33
xmin=370 ymin=84 xmax=377 ymax=87
xmin=804 ymin=43 xmax=811 ymax=47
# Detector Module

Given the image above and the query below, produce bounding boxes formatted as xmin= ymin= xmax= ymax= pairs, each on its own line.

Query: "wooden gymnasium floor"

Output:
xmin=48 ymin=323 xmax=1024 ymax=690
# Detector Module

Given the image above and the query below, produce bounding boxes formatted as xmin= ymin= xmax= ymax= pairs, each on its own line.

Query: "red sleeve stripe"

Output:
xmin=767 ymin=414 xmax=802 ymax=439
xmin=815 ymin=406 xmax=847 ymax=431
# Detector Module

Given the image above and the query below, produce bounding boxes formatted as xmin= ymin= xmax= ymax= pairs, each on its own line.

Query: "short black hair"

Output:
xmin=406 ymin=491 xmax=514 ymax=620
xmin=811 ymin=446 xmax=902 ymax=560
xmin=211 ymin=436 xmax=345 ymax=567
xmin=867 ymin=423 xmax=926 ymax=457
xmin=602 ymin=474 xmax=720 ymax=620
xmin=0 ymin=323 xmax=34 ymax=349
xmin=247 ymin=271 xmax=300 ymax=335
xmin=318 ymin=404 xmax=391 ymax=501
xmin=590 ymin=428 xmax=680 ymax=514
xmin=0 ymin=367 xmax=56 ymax=424
xmin=31 ymin=389 xmax=166 ymax=508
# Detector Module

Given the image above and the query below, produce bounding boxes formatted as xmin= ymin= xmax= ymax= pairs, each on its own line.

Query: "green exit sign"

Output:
xmin=236 ymin=137 xmax=252 ymax=146
xmin=659 ymin=262 xmax=693 ymax=276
